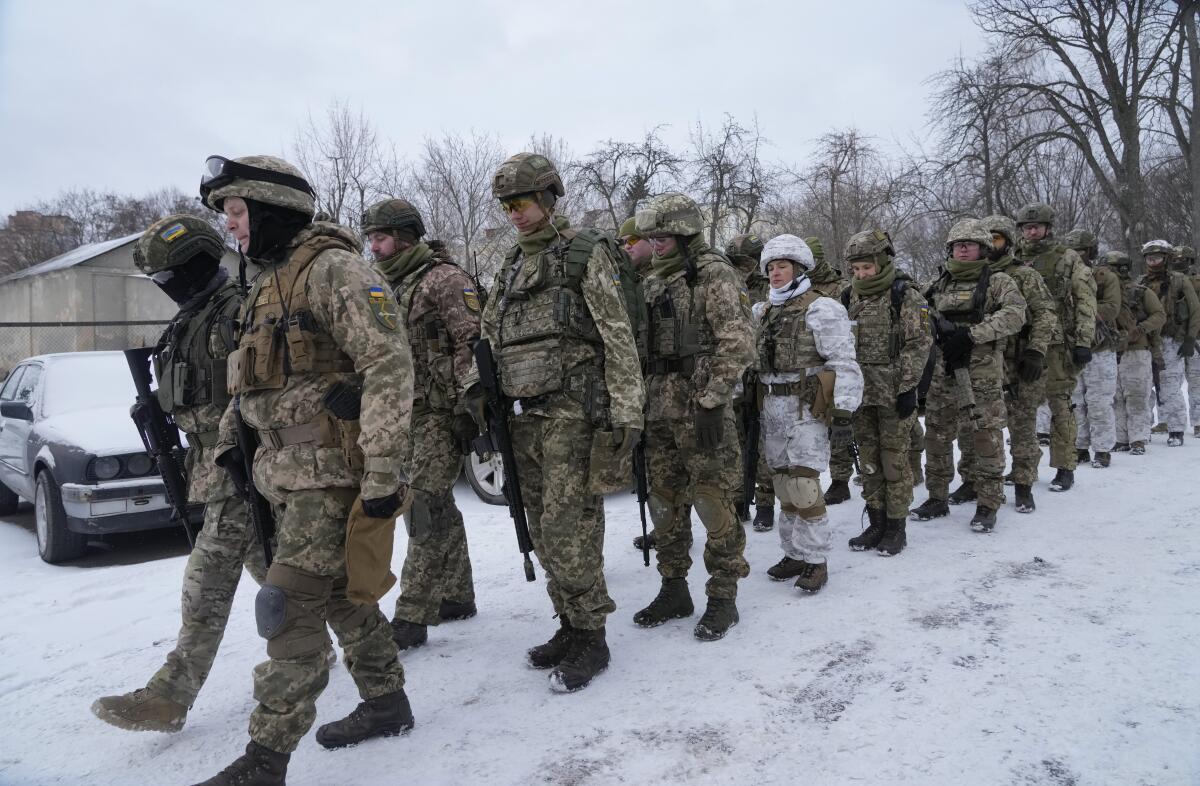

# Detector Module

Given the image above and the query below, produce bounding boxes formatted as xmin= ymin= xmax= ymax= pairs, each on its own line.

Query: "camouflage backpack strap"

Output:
xmin=971 ymin=263 xmax=992 ymax=323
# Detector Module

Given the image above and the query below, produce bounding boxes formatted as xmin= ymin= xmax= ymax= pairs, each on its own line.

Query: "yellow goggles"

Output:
xmin=500 ymin=196 xmax=536 ymax=213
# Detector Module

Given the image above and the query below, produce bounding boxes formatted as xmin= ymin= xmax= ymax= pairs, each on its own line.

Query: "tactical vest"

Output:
xmin=756 ymin=289 xmax=825 ymax=374
xmin=843 ymin=279 xmax=911 ymax=366
xmin=227 ymin=235 xmax=357 ymax=394
xmin=395 ymin=255 xmax=471 ymax=410
xmin=929 ymin=267 xmax=991 ymax=327
xmin=1146 ymin=271 xmax=1191 ymax=339
xmin=645 ymin=262 xmax=720 ymax=376
xmin=1117 ymin=281 xmax=1149 ymax=345
xmin=1027 ymin=244 xmax=1079 ymax=341
xmin=153 ymin=281 xmax=240 ymax=419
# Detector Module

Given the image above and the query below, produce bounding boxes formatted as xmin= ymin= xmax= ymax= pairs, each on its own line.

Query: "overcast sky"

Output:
xmin=0 ymin=0 xmax=980 ymax=218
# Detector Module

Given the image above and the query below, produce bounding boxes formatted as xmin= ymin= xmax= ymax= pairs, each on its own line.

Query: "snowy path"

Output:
xmin=1 ymin=437 xmax=1198 ymax=785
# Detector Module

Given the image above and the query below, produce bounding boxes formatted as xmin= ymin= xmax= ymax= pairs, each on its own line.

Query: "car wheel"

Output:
xmin=463 ymin=452 xmax=506 ymax=506
xmin=35 ymin=470 xmax=87 ymax=563
xmin=0 ymin=478 xmax=18 ymax=515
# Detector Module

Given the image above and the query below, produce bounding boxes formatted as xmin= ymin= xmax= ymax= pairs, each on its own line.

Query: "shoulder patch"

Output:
xmin=739 ymin=287 xmax=750 ymax=308
xmin=367 ymin=286 xmax=399 ymax=330
xmin=462 ymin=287 xmax=481 ymax=313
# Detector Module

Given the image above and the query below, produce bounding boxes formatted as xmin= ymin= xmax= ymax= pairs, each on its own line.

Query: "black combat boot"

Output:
xmin=1037 ymin=432 xmax=1051 ymax=446
xmin=948 ymin=481 xmax=977 ymax=505
xmin=528 ymin=620 xmax=574 ymax=669
xmin=1076 ymin=448 xmax=1090 ymax=464
xmin=735 ymin=501 xmax=751 ymax=522
xmin=390 ymin=619 xmax=428 ymax=651
xmin=766 ymin=555 xmax=806 ymax=581
xmin=1130 ymin=441 xmax=1146 ymax=455
xmin=794 ymin=562 xmax=828 ymax=593
xmin=1112 ymin=442 xmax=1130 ymax=452
xmin=633 ymin=578 xmax=694 ymax=627
xmin=549 ymin=627 xmax=609 ymax=692
xmin=1049 ymin=468 xmax=1074 ymax=492
xmin=693 ymin=597 xmax=740 ymax=641
xmin=1014 ymin=484 xmax=1035 ymax=513
xmin=1168 ymin=431 xmax=1184 ymax=447
xmin=910 ymin=497 xmax=950 ymax=521
xmin=848 ymin=507 xmax=887 ymax=551
xmin=876 ymin=518 xmax=907 ymax=556
xmin=823 ymin=479 xmax=851 ymax=505
xmin=969 ymin=505 xmax=997 ymax=533
xmin=1091 ymin=452 xmax=1111 ymax=468
xmin=632 ymin=531 xmax=657 ymax=551
xmin=1003 ymin=471 xmax=1015 ymax=486
xmin=192 ymin=741 xmax=289 ymax=786
xmin=1194 ymin=425 xmax=1200 ymax=438
xmin=438 ymin=599 xmax=477 ymax=621
xmin=752 ymin=503 xmax=775 ymax=532
xmin=315 ymin=690 xmax=414 ymax=750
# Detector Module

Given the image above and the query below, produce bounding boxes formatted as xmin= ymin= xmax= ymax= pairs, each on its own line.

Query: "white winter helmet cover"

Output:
xmin=760 ymin=234 xmax=815 ymax=277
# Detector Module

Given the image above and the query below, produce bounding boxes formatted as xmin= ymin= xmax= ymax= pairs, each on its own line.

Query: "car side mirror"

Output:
xmin=0 ymin=401 xmax=33 ymax=421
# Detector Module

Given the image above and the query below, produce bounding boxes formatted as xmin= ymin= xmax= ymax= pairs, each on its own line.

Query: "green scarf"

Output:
xmin=651 ymin=235 xmax=707 ymax=278
xmin=1017 ymin=237 xmax=1054 ymax=258
xmin=946 ymin=257 xmax=989 ymax=281
xmin=851 ymin=258 xmax=896 ymax=297
xmin=516 ymin=215 xmax=570 ymax=257
xmin=376 ymin=241 xmax=434 ymax=286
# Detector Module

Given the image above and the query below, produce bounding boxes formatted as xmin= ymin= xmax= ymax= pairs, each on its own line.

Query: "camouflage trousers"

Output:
xmin=646 ymin=409 xmax=749 ymax=598
xmin=510 ymin=414 xmax=614 ymax=629
xmin=995 ymin=372 xmax=1046 ymax=487
xmin=249 ymin=487 xmax=404 ymax=754
xmin=1114 ymin=350 xmax=1153 ymax=444
xmin=925 ymin=355 xmax=1007 ymax=510
xmin=1044 ymin=344 xmax=1081 ymax=469
xmin=1158 ymin=337 xmax=1188 ymax=432
xmin=829 ymin=428 xmax=855 ymax=483
xmin=909 ymin=418 xmax=925 ymax=483
xmin=762 ymin=394 xmax=831 ymax=564
xmin=734 ymin=401 xmax=774 ymax=507
xmin=1186 ymin=355 xmax=1200 ymax=428
xmin=392 ymin=410 xmax=474 ymax=627
xmin=1073 ymin=350 xmax=1117 ymax=452
xmin=854 ymin=405 xmax=916 ymax=520
xmin=147 ymin=494 xmax=269 ymax=708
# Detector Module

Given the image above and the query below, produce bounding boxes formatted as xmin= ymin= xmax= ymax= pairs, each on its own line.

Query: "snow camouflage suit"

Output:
xmin=642 ymin=236 xmax=754 ymax=598
xmin=1138 ymin=268 xmax=1200 ymax=433
xmin=957 ymin=252 xmax=1057 ymax=488
xmin=809 ymin=265 xmax=858 ymax=487
xmin=481 ymin=215 xmax=644 ymax=629
xmin=1016 ymin=238 xmax=1097 ymax=471
xmin=216 ymin=222 xmax=413 ymax=754
xmin=145 ymin=276 xmax=273 ymax=709
xmin=923 ymin=266 xmax=1027 ymax=511
xmin=1110 ymin=266 xmax=1166 ymax=445
xmin=1073 ymin=264 xmax=1122 ymax=453
xmin=846 ymin=275 xmax=932 ymax=519
xmin=376 ymin=241 xmax=478 ymax=628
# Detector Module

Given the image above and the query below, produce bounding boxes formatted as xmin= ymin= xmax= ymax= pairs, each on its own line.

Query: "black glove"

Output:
xmin=829 ymin=413 xmax=854 ymax=453
xmin=1178 ymin=336 xmax=1197 ymax=358
xmin=1072 ymin=346 xmax=1093 ymax=367
xmin=362 ymin=492 xmax=402 ymax=519
xmin=613 ymin=425 xmax=642 ymax=459
xmin=895 ymin=389 xmax=918 ymax=419
xmin=940 ymin=326 xmax=975 ymax=368
xmin=1018 ymin=349 xmax=1045 ymax=384
xmin=216 ymin=447 xmax=249 ymax=495
xmin=451 ymin=412 xmax=477 ymax=445
xmin=695 ymin=405 xmax=725 ymax=450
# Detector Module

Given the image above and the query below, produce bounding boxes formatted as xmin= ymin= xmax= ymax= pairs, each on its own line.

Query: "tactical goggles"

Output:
xmin=500 ymin=195 xmax=539 ymax=214
xmin=621 ymin=236 xmax=643 ymax=247
xmin=149 ymin=270 xmax=175 ymax=284
xmin=199 ymin=156 xmax=315 ymax=204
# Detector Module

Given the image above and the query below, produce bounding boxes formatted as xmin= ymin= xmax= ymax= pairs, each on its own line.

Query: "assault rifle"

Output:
xmin=632 ymin=434 xmax=651 ymax=567
xmin=231 ymin=395 xmax=275 ymax=566
xmin=471 ymin=338 xmax=536 ymax=582
xmin=929 ymin=312 xmax=982 ymax=431
xmin=124 ymin=347 xmax=198 ymax=547
xmin=740 ymin=372 xmax=761 ymax=521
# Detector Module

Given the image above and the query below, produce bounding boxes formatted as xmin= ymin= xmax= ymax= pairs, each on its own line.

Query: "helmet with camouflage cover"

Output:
xmin=1101 ymin=250 xmax=1133 ymax=277
xmin=844 ymin=229 xmax=895 ymax=262
xmin=618 ymin=216 xmax=641 ymax=241
xmin=200 ymin=155 xmax=316 ymax=217
xmin=725 ymin=233 xmax=764 ymax=263
xmin=1141 ymin=239 xmax=1174 ymax=258
xmin=945 ymin=218 xmax=992 ymax=254
xmin=981 ymin=214 xmax=1018 ymax=246
xmin=361 ymin=198 xmax=426 ymax=239
xmin=133 ymin=214 xmax=225 ymax=274
xmin=1063 ymin=228 xmax=1097 ymax=252
xmin=1014 ymin=202 xmax=1055 ymax=227
xmin=491 ymin=153 xmax=565 ymax=201
xmin=634 ymin=192 xmax=705 ymax=238
xmin=803 ymin=236 xmax=825 ymax=264
xmin=1171 ymin=244 xmax=1195 ymax=271
xmin=759 ymin=234 xmax=814 ymax=277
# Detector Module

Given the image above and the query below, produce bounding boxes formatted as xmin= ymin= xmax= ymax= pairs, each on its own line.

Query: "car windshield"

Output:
xmin=41 ymin=354 xmax=139 ymax=417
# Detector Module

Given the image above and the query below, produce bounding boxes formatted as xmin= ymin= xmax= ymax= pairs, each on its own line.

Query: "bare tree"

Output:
xmin=726 ymin=116 xmax=781 ymax=236
xmin=574 ymin=127 xmax=683 ymax=230
xmin=292 ymin=100 xmax=384 ymax=231
xmin=689 ymin=114 xmax=749 ymax=247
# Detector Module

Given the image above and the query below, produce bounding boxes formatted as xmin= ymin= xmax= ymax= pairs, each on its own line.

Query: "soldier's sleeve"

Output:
xmin=431 ymin=266 xmax=482 ymax=394
xmin=581 ymin=242 xmax=645 ymax=428
xmin=310 ymin=251 xmax=414 ymax=499
xmin=897 ymin=287 xmax=933 ymax=395
xmin=480 ymin=256 xmax=509 ymax=348
xmin=1095 ymin=269 xmax=1121 ymax=327
xmin=1021 ymin=271 xmax=1058 ymax=357
xmin=1181 ymin=276 xmax=1200 ymax=339
xmin=216 ymin=397 xmax=237 ymax=458
xmin=1140 ymin=288 xmax=1167 ymax=336
xmin=806 ymin=296 xmax=863 ymax=413
xmin=696 ymin=262 xmax=756 ymax=409
xmin=972 ymin=272 xmax=1027 ymax=344
xmin=1069 ymin=255 xmax=1098 ymax=348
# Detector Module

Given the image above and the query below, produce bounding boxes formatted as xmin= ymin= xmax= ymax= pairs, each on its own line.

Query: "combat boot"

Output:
xmin=528 ymin=621 xmax=574 ymax=669
xmin=633 ymin=578 xmax=694 ymax=627
xmin=390 ymin=619 xmax=428 ymax=651
xmin=191 ymin=741 xmax=289 ymax=786
xmin=1037 ymin=432 xmax=1051 ymax=446
xmin=848 ymin=507 xmax=887 ymax=551
xmin=1130 ymin=441 xmax=1146 ymax=455
xmin=1003 ymin=471 xmax=1015 ymax=486
xmin=876 ymin=518 xmax=907 ymax=556
xmin=948 ymin=481 xmax=977 ymax=505
xmin=549 ymin=627 xmax=609 ymax=692
xmin=823 ymin=479 xmax=851 ymax=505
xmin=438 ymin=598 xmax=477 ymax=621
xmin=1112 ymin=442 xmax=1130 ymax=452
xmin=1049 ymin=468 xmax=1074 ymax=492
xmin=1168 ymin=431 xmax=1184 ymax=447
xmin=1194 ymin=425 xmax=1199 ymax=438
xmin=794 ymin=562 xmax=828 ymax=593
xmin=910 ymin=497 xmax=949 ymax=521
xmin=1076 ymin=448 xmax=1091 ymax=464
xmin=91 ymin=687 xmax=187 ymax=733
xmin=969 ymin=505 xmax=997 ymax=533
xmin=693 ymin=597 xmax=740 ymax=641
xmin=766 ymin=555 xmax=806 ymax=581
xmin=632 ymin=531 xmax=657 ymax=551
xmin=752 ymin=503 xmax=775 ymax=532
xmin=1091 ymin=452 xmax=1111 ymax=468
xmin=1014 ymin=484 xmax=1035 ymax=513
xmin=1152 ymin=421 xmax=1168 ymax=433
xmin=315 ymin=690 xmax=414 ymax=750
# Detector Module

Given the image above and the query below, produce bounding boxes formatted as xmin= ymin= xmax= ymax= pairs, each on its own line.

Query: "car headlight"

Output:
xmin=126 ymin=453 xmax=153 ymax=476
xmin=91 ymin=456 xmax=121 ymax=480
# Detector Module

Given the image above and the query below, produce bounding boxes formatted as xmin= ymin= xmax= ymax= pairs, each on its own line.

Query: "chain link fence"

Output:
xmin=0 ymin=321 xmax=169 ymax=377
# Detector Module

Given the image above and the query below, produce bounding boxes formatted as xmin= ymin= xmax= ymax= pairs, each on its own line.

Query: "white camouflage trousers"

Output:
xmin=1186 ymin=355 xmax=1200 ymax=428
xmin=1114 ymin=349 xmax=1153 ymax=445
xmin=1073 ymin=350 xmax=1117 ymax=452
xmin=1036 ymin=401 xmax=1051 ymax=434
xmin=762 ymin=395 xmax=831 ymax=564
xmin=1159 ymin=337 xmax=1188 ymax=432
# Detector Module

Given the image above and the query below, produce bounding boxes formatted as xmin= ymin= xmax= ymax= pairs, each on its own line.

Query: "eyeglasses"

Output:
xmin=199 ymin=155 xmax=315 ymax=204
xmin=500 ymin=196 xmax=536 ymax=214
xmin=621 ymin=236 xmax=642 ymax=247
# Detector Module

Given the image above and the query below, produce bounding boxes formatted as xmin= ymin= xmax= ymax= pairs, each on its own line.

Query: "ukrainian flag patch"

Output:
xmin=160 ymin=223 xmax=187 ymax=243
xmin=367 ymin=286 xmax=398 ymax=330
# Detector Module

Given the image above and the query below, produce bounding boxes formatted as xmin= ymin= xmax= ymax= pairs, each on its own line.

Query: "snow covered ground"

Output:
xmin=1 ymin=435 xmax=1198 ymax=786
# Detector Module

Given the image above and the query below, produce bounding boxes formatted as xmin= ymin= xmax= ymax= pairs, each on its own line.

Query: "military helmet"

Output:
xmin=361 ymin=198 xmax=426 ymax=239
xmin=760 ymin=234 xmax=815 ymax=277
xmin=1141 ymin=239 xmax=1174 ymax=257
xmin=1014 ymin=202 xmax=1055 ymax=227
xmin=634 ymin=192 xmax=705 ymax=238
xmin=200 ymin=155 xmax=316 ymax=217
xmin=134 ymin=215 xmax=225 ymax=274
xmin=618 ymin=216 xmax=641 ymax=241
xmin=844 ymin=229 xmax=895 ymax=262
xmin=1101 ymin=250 xmax=1132 ymax=274
xmin=945 ymin=218 xmax=993 ymax=250
xmin=1062 ymin=228 xmax=1098 ymax=252
xmin=725 ymin=233 xmax=764 ymax=262
xmin=1175 ymin=244 xmax=1196 ymax=261
xmin=491 ymin=153 xmax=565 ymax=200
xmin=981 ymin=214 xmax=1018 ymax=245
xmin=803 ymin=236 xmax=825 ymax=263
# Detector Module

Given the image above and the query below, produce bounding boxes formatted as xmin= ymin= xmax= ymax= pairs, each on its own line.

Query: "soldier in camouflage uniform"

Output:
xmin=1063 ymin=230 xmax=1121 ymax=468
xmin=726 ymin=232 xmax=775 ymax=531
xmin=1106 ymin=252 xmax=1166 ymax=453
xmin=91 ymin=215 xmax=268 ymax=735
xmin=911 ymin=219 xmax=1027 ymax=533
xmin=840 ymin=230 xmax=931 ymax=556
xmin=1013 ymin=203 xmax=1098 ymax=492
xmin=193 ymin=155 xmax=414 ymax=786
xmin=631 ymin=193 xmax=753 ymax=636
xmin=1168 ymin=244 xmax=1200 ymax=437
xmin=362 ymin=199 xmax=479 ymax=652
xmin=619 ymin=216 xmax=654 ymax=275
xmin=1138 ymin=239 xmax=1200 ymax=446
xmin=482 ymin=153 xmax=644 ymax=691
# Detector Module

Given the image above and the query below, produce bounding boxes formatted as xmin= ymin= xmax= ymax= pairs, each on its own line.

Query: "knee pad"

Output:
xmin=692 ymin=485 xmax=735 ymax=534
xmin=880 ymin=449 xmax=905 ymax=482
xmin=776 ymin=469 xmax=822 ymax=511
xmin=647 ymin=489 xmax=679 ymax=528
xmin=258 ymin=563 xmax=333 ymax=660
xmin=255 ymin=585 xmax=288 ymax=640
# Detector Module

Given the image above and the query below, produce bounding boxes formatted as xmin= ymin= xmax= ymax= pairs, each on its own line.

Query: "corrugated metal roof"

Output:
xmin=0 ymin=232 xmax=142 ymax=285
